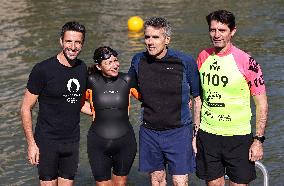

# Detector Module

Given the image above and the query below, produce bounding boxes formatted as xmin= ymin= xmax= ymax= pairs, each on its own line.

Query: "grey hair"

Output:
xmin=144 ymin=17 xmax=172 ymax=37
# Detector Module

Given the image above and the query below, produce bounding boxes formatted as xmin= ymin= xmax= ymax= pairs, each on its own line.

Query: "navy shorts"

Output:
xmin=37 ymin=139 xmax=79 ymax=181
xmin=196 ymin=130 xmax=256 ymax=184
xmin=139 ymin=125 xmax=195 ymax=175
xmin=87 ymin=128 xmax=137 ymax=181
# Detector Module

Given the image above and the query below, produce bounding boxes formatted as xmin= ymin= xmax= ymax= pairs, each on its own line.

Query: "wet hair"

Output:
xmin=60 ymin=21 xmax=86 ymax=43
xmin=88 ymin=46 xmax=118 ymax=74
xmin=206 ymin=10 xmax=236 ymax=31
xmin=144 ymin=17 xmax=172 ymax=37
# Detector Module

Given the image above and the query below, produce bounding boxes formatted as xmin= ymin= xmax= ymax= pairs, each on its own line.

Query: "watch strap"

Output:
xmin=253 ymin=136 xmax=265 ymax=143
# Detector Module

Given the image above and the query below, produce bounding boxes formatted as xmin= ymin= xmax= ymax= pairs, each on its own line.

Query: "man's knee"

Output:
xmin=112 ymin=175 xmax=127 ymax=186
xmin=40 ymin=179 xmax=58 ymax=186
xmin=229 ymin=180 xmax=248 ymax=186
xmin=206 ymin=176 xmax=225 ymax=186
xmin=58 ymin=177 xmax=74 ymax=186
xmin=172 ymin=174 xmax=188 ymax=186
xmin=150 ymin=170 xmax=167 ymax=185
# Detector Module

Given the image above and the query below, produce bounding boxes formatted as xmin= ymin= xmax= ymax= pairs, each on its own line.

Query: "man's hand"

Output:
xmin=28 ymin=143 xmax=39 ymax=165
xmin=189 ymin=99 xmax=192 ymax=110
xmin=192 ymin=136 xmax=197 ymax=155
xmin=249 ymin=140 xmax=263 ymax=162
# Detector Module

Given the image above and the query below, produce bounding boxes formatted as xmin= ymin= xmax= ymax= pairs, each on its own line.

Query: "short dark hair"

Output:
xmin=61 ymin=21 xmax=86 ymax=43
xmin=206 ymin=10 xmax=236 ymax=31
xmin=144 ymin=17 xmax=172 ymax=37
xmin=88 ymin=46 xmax=118 ymax=75
xmin=93 ymin=46 xmax=118 ymax=64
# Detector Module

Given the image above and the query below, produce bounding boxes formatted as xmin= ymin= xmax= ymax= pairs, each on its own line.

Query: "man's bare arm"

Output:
xmin=254 ymin=93 xmax=268 ymax=136
xmin=81 ymin=101 xmax=93 ymax=116
xmin=20 ymin=89 xmax=39 ymax=165
xmin=192 ymin=96 xmax=201 ymax=154
xmin=193 ymin=96 xmax=201 ymax=135
xmin=249 ymin=93 xmax=268 ymax=161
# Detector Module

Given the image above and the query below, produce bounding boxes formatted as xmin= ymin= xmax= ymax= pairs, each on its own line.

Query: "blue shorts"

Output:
xmin=139 ymin=125 xmax=195 ymax=175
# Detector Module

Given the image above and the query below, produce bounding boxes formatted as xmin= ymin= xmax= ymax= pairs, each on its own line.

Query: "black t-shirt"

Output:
xmin=27 ymin=56 xmax=87 ymax=142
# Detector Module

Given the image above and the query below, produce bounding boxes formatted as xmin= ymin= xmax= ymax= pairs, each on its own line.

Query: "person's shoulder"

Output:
xmin=199 ymin=47 xmax=214 ymax=55
xmin=231 ymin=45 xmax=251 ymax=57
xmin=33 ymin=56 xmax=57 ymax=71
xmin=118 ymin=72 xmax=132 ymax=82
xmin=39 ymin=56 xmax=56 ymax=65
xmin=231 ymin=45 xmax=254 ymax=64
xmin=168 ymin=48 xmax=195 ymax=63
xmin=132 ymin=52 xmax=146 ymax=62
xmin=197 ymin=47 xmax=214 ymax=58
xmin=76 ymin=58 xmax=86 ymax=65
xmin=87 ymin=73 xmax=100 ymax=84
xmin=133 ymin=51 xmax=146 ymax=58
xmin=88 ymin=72 xmax=100 ymax=79
xmin=196 ymin=47 xmax=215 ymax=65
xmin=75 ymin=58 xmax=87 ymax=68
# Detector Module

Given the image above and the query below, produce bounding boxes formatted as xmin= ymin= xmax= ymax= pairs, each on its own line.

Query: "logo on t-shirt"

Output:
xmin=63 ymin=78 xmax=82 ymax=104
xmin=103 ymin=90 xmax=119 ymax=94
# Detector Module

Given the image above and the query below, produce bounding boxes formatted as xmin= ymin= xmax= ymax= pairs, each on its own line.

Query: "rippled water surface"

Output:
xmin=0 ymin=0 xmax=283 ymax=185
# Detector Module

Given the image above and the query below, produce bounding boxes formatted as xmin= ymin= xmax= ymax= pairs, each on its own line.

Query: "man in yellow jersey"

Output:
xmin=194 ymin=10 xmax=268 ymax=186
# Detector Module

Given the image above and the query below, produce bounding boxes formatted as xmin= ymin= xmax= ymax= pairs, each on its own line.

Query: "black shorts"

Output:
xmin=87 ymin=128 xmax=137 ymax=181
xmin=196 ymin=130 xmax=256 ymax=184
xmin=37 ymin=139 xmax=79 ymax=181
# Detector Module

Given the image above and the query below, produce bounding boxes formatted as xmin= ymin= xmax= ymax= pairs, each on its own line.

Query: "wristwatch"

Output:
xmin=253 ymin=136 xmax=265 ymax=143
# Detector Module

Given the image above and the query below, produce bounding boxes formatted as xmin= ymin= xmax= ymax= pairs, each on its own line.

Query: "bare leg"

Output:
xmin=112 ymin=174 xmax=128 ymax=186
xmin=96 ymin=180 xmax=113 ymax=186
xmin=172 ymin=174 xmax=188 ymax=186
xmin=150 ymin=170 xmax=167 ymax=186
xmin=206 ymin=176 xmax=225 ymax=186
xmin=58 ymin=177 xmax=74 ymax=186
xmin=229 ymin=180 xmax=248 ymax=186
xmin=40 ymin=179 xmax=57 ymax=186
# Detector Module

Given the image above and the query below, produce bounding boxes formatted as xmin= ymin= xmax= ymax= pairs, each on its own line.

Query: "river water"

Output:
xmin=0 ymin=0 xmax=283 ymax=185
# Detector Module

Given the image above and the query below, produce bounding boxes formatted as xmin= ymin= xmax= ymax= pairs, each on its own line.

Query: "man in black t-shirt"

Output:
xmin=21 ymin=22 xmax=87 ymax=186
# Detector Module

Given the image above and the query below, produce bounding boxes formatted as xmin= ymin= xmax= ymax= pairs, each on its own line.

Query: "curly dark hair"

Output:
xmin=206 ymin=10 xmax=236 ymax=31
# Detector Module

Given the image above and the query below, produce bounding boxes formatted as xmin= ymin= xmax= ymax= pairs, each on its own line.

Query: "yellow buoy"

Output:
xmin=127 ymin=16 xmax=144 ymax=32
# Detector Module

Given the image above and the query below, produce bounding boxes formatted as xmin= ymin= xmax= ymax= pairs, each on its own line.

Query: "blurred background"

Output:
xmin=0 ymin=0 xmax=283 ymax=185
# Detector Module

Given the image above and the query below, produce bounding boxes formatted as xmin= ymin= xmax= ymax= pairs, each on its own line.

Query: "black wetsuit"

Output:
xmin=86 ymin=72 xmax=138 ymax=181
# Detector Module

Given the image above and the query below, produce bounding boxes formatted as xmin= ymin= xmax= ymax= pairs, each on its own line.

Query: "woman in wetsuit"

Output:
xmin=84 ymin=46 xmax=139 ymax=186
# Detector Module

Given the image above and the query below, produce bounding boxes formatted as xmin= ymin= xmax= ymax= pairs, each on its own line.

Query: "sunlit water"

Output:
xmin=0 ymin=0 xmax=283 ymax=185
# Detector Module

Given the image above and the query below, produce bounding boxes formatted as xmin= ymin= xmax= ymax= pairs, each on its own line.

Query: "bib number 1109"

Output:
xmin=201 ymin=72 xmax=228 ymax=87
